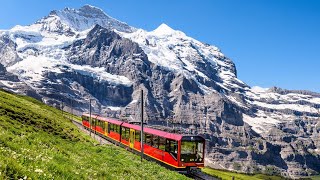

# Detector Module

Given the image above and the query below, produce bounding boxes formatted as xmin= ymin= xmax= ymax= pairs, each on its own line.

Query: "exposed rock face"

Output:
xmin=64 ymin=24 xmax=149 ymax=77
xmin=0 ymin=5 xmax=319 ymax=178
xmin=0 ymin=35 xmax=21 ymax=67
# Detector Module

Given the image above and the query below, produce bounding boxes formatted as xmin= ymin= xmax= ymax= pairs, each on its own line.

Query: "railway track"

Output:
xmin=187 ymin=170 xmax=218 ymax=180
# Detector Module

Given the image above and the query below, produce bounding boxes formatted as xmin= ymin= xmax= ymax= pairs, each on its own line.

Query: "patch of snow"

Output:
xmin=107 ymin=106 xmax=122 ymax=111
xmin=216 ymin=82 xmax=231 ymax=91
xmin=0 ymin=80 xmax=15 ymax=88
xmin=225 ymin=95 xmax=247 ymax=108
xmin=70 ymin=64 xmax=132 ymax=86
xmin=251 ymin=86 xmax=269 ymax=93
xmin=129 ymin=100 xmax=138 ymax=104
xmin=251 ymin=101 xmax=318 ymax=114
xmin=309 ymin=98 xmax=320 ymax=104
xmin=7 ymin=55 xmax=62 ymax=83
xmin=243 ymin=111 xmax=281 ymax=134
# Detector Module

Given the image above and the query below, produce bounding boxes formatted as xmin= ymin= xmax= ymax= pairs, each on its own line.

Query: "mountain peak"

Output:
xmin=153 ymin=23 xmax=176 ymax=35
xmin=81 ymin=4 xmax=101 ymax=10
xmin=58 ymin=5 xmax=108 ymax=20
xmin=36 ymin=5 xmax=135 ymax=33
xmin=77 ymin=5 xmax=107 ymax=18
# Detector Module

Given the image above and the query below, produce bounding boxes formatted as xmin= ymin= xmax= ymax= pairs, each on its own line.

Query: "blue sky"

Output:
xmin=1 ymin=0 xmax=319 ymax=92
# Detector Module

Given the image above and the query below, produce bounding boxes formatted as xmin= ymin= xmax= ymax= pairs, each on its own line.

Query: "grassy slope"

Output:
xmin=311 ymin=175 xmax=320 ymax=180
xmin=0 ymin=90 xmax=189 ymax=179
xmin=202 ymin=167 xmax=287 ymax=180
xmin=202 ymin=166 xmax=320 ymax=180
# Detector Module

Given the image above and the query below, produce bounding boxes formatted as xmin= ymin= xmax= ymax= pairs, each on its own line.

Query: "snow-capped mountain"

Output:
xmin=0 ymin=5 xmax=319 ymax=178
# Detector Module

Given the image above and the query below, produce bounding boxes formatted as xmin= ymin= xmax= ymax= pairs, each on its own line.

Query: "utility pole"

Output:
xmin=140 ymin=89 xmax=144 ymax=162
xmin=205 ymin=107 xmax=209 ymax=133
xmin=89 ymin=99 xmax=92 ymax=136
xmin=71 ymin=99 xmax=73 ymax=120
xmin=61 ymin=101 xmax=64 ymax=118
xmin=94 ymin=113 xmax=97 ymax=140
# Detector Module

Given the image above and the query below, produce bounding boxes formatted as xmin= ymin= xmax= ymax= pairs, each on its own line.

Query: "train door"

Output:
xmin=104 ymin=122 xmax=108 ymax=136
xmin=129 ymin=129 xmax=135 ymax=148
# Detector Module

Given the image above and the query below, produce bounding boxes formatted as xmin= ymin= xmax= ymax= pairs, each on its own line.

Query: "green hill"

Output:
xmin=0 ymin=89 xmax=189 ymax=179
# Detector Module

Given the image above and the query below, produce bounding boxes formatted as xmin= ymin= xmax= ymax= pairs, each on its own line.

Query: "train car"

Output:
xmin=81 ymin=113 xmax=205 ymax=171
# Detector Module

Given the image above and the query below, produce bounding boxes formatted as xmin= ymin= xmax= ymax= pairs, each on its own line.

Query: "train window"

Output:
xmin=115 ymin=125 xmax=120 ymax=133
xmin=135 ymin=131 xmax=140 ymax=142
xmin=102 ymin=121 xmax=105 ymax=129
xmin=170 ymin=141 xmax=178 ymax=154
xmin=110 ymin=124 xmax=114 ymax=132
xmin=114 ymin=124 xmax=116 ymax=132
xmin=145 ymin=133 xmax=152 ymax=146
xmin=152 ymin=136 xmax=159 ymax=148
xmin=181 ymin=141 xmax=204 ymax=163
xmin=159 ymin=137 xmax=166 ymax=151
xmin=125 ymin=128 xmax=130 ymax=140
xmin=121 ymin=127 xmax=129 ymax=140
xmin=95 ymin=120 xmax=97 ymax=126
xmin=121 ymin=127 xmax=125 ymax=140
xmin=165 ymin=139 xmax=170 ymax=152
xmin=165 ymin=139 xmax=177 ymax=159
xmin=198 ymin=142 xmax=204 ymax=158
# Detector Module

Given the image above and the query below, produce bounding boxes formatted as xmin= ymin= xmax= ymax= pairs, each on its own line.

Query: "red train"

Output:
xmin=81 ymin=113 xmax=205 ymax=171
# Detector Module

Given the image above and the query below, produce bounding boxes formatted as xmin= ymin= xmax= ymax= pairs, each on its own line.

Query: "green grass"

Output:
xmin=0 ymin=89 xmax=189 ymax=179
xmin=202 ymin=167 xmax=286 ymax=180
xmin=63 ymin=112 xmax=82 ymax=122
xmin=311 ymin=175 xmax=320 ymax=180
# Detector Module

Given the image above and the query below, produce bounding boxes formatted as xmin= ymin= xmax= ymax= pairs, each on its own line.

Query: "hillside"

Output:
xmin=0 ymin=89 xmax=189 ymax=179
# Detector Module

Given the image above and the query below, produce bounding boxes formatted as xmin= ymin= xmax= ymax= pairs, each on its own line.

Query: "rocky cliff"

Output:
xmin=0 ymin=5 xmax=319 ymax=178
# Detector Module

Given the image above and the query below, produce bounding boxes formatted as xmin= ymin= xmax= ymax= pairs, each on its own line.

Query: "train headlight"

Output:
xmin=181 ymin=159 xmax=184 ymax=162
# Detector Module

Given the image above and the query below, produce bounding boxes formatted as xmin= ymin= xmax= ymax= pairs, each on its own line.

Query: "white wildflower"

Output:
xmin=35 ymin=169 xmax=43 ymax=173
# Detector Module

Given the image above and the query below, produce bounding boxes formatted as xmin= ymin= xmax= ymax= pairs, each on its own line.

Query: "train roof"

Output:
xmin=122 ymin=122 xmax=183 ymax=141
xmin=82 ymin=113 xmax=204 ymax=141
xmin=83 ymin=113 xmax=122 ymax=125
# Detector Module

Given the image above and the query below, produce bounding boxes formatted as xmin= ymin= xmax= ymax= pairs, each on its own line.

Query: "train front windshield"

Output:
xmin=180 ymin=140 xmax=204 ymax=163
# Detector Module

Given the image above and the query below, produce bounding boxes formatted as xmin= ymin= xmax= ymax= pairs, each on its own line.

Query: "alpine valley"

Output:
xmin=0 ymin=5 xmax=319 ymax=178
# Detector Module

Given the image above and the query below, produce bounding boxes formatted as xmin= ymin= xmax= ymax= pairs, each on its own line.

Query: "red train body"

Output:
xmin=81 ymin=113 xmax=205 ymax=171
